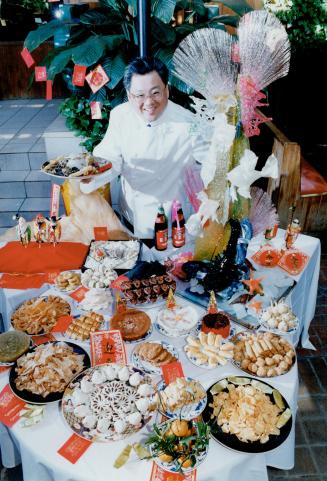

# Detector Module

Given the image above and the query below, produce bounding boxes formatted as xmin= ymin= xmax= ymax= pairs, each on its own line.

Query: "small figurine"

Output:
xmin=285 ymin=218 xmax=301 ymax=249
xmin=33 ymin=213 xmax=47 ymax=247
xmin=166 ymin=288 xmax=177 ymax=309
xmin=13 ymin=214 xmax=31 ymax=247
xmin=46 ymin=215 xmax=62 ymax=246
xmin=207 ymin=290 xmax=218 ymax=314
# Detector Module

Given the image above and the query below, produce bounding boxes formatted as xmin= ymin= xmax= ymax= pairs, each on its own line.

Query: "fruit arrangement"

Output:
xmin=146 ymin=419 xmax=210 ymax=473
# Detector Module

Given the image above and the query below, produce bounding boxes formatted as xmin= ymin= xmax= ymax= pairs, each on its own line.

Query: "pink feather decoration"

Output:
xmin=184 ymin=165 xmax=204 ymax=212
xmin=250 ymin=187 xmax=279 ymax=236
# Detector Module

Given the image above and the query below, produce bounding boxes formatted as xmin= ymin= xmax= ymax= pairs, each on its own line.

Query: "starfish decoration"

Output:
xmin=242 ymin=277 xmax=264 ymax=296
xmin=248 ymin=300 xmax=263 ymax=313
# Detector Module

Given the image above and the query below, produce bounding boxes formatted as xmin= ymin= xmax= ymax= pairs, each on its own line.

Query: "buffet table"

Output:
xmin=0 ymin=231 xmax=320 ymax=481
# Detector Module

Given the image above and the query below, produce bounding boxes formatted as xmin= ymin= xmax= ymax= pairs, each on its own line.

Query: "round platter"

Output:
xmin=154 ymin=320 xmax=201 ymax=338
xmin=54 ymin=271 xmax=82 ymax=292
xmin=202 ymin=376 xmax=292 ymax=454
xmin=156 ymin=377 xmax=207 ymax=420
xmin=9 ymin=341 xmax=90 ymax=404
xmin=155 ymin=305 xmax=200 ymax=338
xmin=11 ymin=295 xmax=72 ymax=336
xmin=151 ymin=420 xmax=209 ymax=474
xmin=41 ymin=160 xmax=111 ymax=181
xmin=232 ymin=331 xmax=296 ymax=378
xmin=131 ymin=340 xmax=179 ymax=374
xmin=61 ymin=364 xmax=155 ymax=442
xmin=184 ymin=328 xmax=236 ymax=370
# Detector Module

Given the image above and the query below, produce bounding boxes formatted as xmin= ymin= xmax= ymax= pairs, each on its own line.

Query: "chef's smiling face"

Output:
xmin=127 ymin=71 xmax=169 ymax=122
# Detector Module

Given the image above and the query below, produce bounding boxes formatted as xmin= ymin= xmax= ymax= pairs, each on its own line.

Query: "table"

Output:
xmin=0 ymin=231 xmax=320 ymax=480
xmin=0 ymin=294 xmax=297 ymax=481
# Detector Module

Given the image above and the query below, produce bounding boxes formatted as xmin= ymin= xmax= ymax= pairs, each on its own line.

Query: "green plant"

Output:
xmin=265 ymin=0 xmax=327 ymax=51
xmin=21 ymin=0 xmax=48 ymax=13
xmin=24 ymin=0 xmax=253 ymax=151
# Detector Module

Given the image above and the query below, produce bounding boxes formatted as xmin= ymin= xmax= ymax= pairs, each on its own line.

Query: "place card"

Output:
xmin=58 ymin=433 xmax=92 ymax=464
xmin=90 ymin=101 xmax=102 ymax=119
xmin=0 ymin=385 xmax=25 ymax=427
xmin=69 ymin=286 xmax=89 ymax=302
xmin=20 ymin=47 xmax=35 ymax=68
xmin=161 ymin=361 xmax=184 ymax=385
xmin=46 ymin=80 xmax=53 ymax=100
xmin=32 ymin=334 xmax=56 ymax=346
xmin=50 ymin=184 xmax=61 ymax=217
xmin=85 ymin=65 xmax=109 ymax=93
xmin=93 ymin=227 xmax=109 ymax=240
xmin=90 ymin=330 xmax=127 ymax=366
xmin=35 ymin=66 xmax=47 ymax=82
xmin=51 ymin=315 xmax=73 ymax=333
xmin=150 ymin=463 xmax=197 ymax=481
xmin=72 ymin=64 xmax=86 ymax=86
xmin=110 ymin=275 xmax=129 ymax=290
xmin=46 ymin=271 xmax=61 ymax=284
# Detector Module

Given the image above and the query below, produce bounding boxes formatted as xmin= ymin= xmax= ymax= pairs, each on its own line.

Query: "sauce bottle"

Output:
xmin=172 ymin=200 xmax=185 ymax=248
xmin=154 ymin=204 xmax=168 ymax=250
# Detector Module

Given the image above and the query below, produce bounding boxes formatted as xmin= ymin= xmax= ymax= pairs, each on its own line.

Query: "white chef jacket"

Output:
xmin=92 ymin=100 xmax=207 ymax=238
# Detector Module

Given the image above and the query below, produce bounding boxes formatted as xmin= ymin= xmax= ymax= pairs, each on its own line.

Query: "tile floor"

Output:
xmin=0 ymin=99 xmax=326 ymax=481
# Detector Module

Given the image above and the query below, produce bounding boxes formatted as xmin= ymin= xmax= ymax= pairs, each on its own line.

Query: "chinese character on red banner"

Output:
xmin=72 ymin=65 xmax=87 ymax=86
xmin=85 ymin=65 xmax=109 ymax=93
xmin=20 ymin=48 xmax=35 ymax=68
xmin=35 ymin=66 xmax=47 ymax=82
xmin=46 ymin=80 xmax=52 ymax=100
xmin=90 ymin=101 xmax=102 ymax=119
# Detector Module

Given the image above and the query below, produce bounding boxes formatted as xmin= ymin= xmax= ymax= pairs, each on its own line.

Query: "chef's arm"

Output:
xmin=79 ymin=107 xmax=123 ymax=194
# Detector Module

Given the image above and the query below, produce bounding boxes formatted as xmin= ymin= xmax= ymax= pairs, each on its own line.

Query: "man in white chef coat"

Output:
xmin=80 ymin=56 xmax=207 ymax=239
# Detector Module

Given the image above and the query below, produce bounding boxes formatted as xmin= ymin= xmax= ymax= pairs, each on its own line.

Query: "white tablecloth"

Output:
xmin=0 ymin=230 xmax=320 ymax=480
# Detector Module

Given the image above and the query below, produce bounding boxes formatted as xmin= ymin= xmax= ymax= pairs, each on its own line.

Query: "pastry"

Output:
xmin=55 ymin=271 xmax=81 ymax=291
xmin=62 ymin=364 xmax=155 ymax=441
xmin=110 ymin=308 xmax=151 ymax=341
xmin=157 ymin=304 xmax=199 ymax=336
xmin=184 ymin=332 xmax=234 ymax=368
xmin=260 ymin=300 xmax=298 ymax=332
xmin=0 ymin=331 xmax=30 ymax=363
xmin=136 ymin=342 xmax=177 ymax=367
xmin=11 ymin=295 xmax=71 ymax=335
xmin=121 ymin=275 xmax=176 ymax=305
xmin=66 ymin=312 xmax=104 ymax=341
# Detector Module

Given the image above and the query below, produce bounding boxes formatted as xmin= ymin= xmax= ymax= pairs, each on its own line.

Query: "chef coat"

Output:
xmin=93 ymin=100 xmax=207 ymax=238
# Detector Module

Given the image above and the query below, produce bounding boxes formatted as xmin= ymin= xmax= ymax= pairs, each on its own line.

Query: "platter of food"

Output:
xmin=122 ymin=274 xmax=176 ymax=306
xmin=65 ymin=312 xmax=105 ymax=342
xmin=131 ymin=341 xmax=179 ymax=374
xmin=62 ymin=364 xmax=155 ymax=442
xmin=54 ymin=271 xmax=81 ymax=292
xmin=11 ymin=295 xmax=72 ymax=336
xmin=184 ymin=331 xmax=234 ymax=369
xmin=156 ymin=377 xmax=207 ymax=420
xmin=41 ymin=153 xmax=111 ymax=179
xmin=78 ymin=289 xmax=114 ymax=312
xmin=84 ymin=240 xmax=141 ymax=272
xmin=232 ymin=331 xmax=296 ymax=377
xmin=147 ymin=419 xmax=209 ymax=474
xmin=202 ymin=376 xmax=292 ymax=453
xmin=155 ymin=304 xmax=200 ymax=338
xmin=110 ymin=308 xmax=153 ymax=343
xmin=0 ymin=331 xmax=30 ymax=366
xmin=9 ymin=341 xmax=90 ymax=404
xmin=259 ymin=300 xmax=298 ymax=334
xmin=81 ymin=266 xmax=117 ymax=290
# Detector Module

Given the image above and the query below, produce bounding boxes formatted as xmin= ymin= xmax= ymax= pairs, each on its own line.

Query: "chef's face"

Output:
xmin=127 ymin=71 xmax=169 ymax=122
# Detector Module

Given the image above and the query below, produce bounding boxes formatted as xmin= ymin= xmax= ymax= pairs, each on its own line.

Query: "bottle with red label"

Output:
xmin=172 ymin=200 xmax=185 ymax=248
xmin=154 ymin=204 xmax=168 ymax=251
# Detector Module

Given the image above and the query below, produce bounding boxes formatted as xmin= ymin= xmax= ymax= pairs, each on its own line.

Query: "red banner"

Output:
xmin=0 ymin=385 xmax=25 ymax=427
xmin=58 ymin=434 xmax=92 ymax=464
xmin=90 ymin=330 xmax=126 ymax=366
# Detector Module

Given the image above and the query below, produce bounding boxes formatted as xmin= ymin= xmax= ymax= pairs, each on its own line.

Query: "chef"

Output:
xmin=80 ymin=56 xmax=207 ymax=238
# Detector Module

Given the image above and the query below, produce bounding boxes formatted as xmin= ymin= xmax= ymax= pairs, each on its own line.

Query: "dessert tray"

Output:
xmin=9 ymin=341 xmax=90 ymax=404
xmin=110 ymin=308 xmax=152 ymax=343
xmin=131 ymin=341 xmax=179 ymax=374
xmin=259 ymin=300 xmax=298 ymax=334
xmin=11 ymin=295 xmax=72 ymax=336
xmin=64 ymin=312 xmax=105 ymax=342
xmin=54 ymin=271 xmax=81 ymax=292
xmin=121 ymin=275 xmax=176 ymax=306
xmin=84 ymin=240 xmax=141 ymax=272
xmin=232 ymin=331 xmax=296 ymax=377
xmin=62 ymin=364 xmax=155 ymax=442
xmin=41 ymin=153 xmax=111 ymax=179
xmin=156 ymin=377 xmax=207 ymax=420
xmin=202 ymin=376 xmax=292 ymax=453
xmin=184 ymin=331 xmax=235 ymax=369
xmin=155 ymin=304 xmax=200 ymax=338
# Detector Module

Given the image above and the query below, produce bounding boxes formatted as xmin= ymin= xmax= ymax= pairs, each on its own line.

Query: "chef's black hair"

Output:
xmin=123 ymin=56 xmax=169 ymax=91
